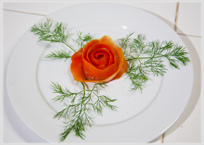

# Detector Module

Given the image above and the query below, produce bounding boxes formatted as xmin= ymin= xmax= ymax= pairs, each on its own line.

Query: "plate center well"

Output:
xmin=37 ymin=23 xmax=163 ymax=125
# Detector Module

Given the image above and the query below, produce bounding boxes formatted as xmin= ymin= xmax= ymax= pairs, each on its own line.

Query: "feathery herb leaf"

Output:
xmin=119 ymin=33 xmax=191 ymax=92
xmin=30 ymin=19 xmax=76 ymax=52
xmin=73 ymin=30 xmax=93 ymax=49
xmin=45 ymin=49 xmax=71 ymax=61
xmin=51 ymin=82 xmax=117 ymax=142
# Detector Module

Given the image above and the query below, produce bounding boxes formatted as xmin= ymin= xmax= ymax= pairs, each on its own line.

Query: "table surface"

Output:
xmin=3 ymin=2 xmax=202 ymax=144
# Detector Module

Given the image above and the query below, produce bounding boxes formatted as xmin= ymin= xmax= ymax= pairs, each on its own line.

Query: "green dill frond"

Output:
xmin=52 ymin=82 xmax=116 ymax=142
xmin=119 ymin=32 xmax=134 ymax=48
xmin=31 ymin=20 xmax=69 ymax=43
xmin=143 ymin=58 xmax=167 ymax=76
xmin=73 ymin=30 xmax=93 ymax=49
xmin=119 ymin=33 xmax=191 ymax=92
xmin=30 ymin=19 xmax=76 ymax=52
xmin=45 ymin=49 xmax=71 ymax=61
xmin=51 ymin=82 xmax=80 ymax=103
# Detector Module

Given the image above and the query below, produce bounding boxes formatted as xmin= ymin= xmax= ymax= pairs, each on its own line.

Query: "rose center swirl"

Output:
xmin=95 ymin=54 xmax=104 ymax=59
xmin=87 ymin=44 xmax=115 ymax=69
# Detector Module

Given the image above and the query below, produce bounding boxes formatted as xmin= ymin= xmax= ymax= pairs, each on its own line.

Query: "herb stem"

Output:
xmin=81 ymin=82 xmax=86 ymax=97
xmin=127 ymin=55 xmax=166 ymax=61
xmin=62 ymin=42 xmax=76 ymax=52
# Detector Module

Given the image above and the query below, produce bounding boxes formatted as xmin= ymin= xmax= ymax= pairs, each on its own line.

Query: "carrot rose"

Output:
xmin=70 ymin=35 xmax=128 ymax=83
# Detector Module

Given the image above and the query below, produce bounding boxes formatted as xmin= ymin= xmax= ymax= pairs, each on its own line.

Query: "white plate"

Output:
xmin=6 ymin=3 xmax=194 ymax=143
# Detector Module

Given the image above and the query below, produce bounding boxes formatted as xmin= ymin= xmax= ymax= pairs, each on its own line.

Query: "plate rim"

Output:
xmin=5 ymin=3 xmax=194 ymax=143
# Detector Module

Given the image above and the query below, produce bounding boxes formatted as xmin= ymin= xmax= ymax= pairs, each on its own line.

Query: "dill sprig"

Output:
xmin=31 ymin=20 xmax=94 ymax=60
xmin=51 ymin=82 xmax=117 ymax=142
xmin=73 ymin=30 xmax=93 ymax=49
xmin=118 ymin=32 xmax=134 ymax=56
xmin=44 ymin=49 xmax=71 ymax=61
xmin=30 ymin=19 xmax=75 ymax=52
xmin=119 ymin=33 xmax=191 ymax=92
